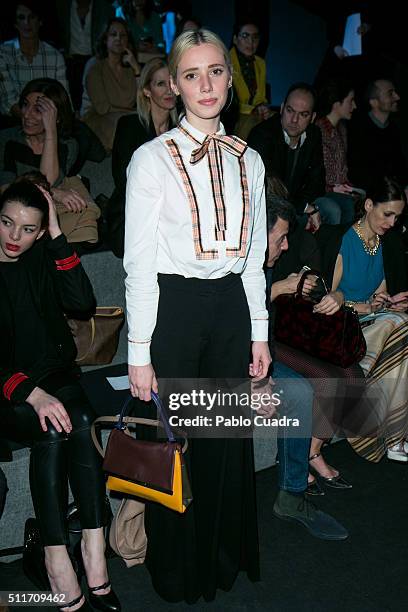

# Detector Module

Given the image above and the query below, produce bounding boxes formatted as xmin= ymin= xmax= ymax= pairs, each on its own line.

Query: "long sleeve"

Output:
xmin=86 ymin=62 xmax=112 ymax=115
xmin=295 ymin=130 xmax=326 ymax=211
xmin=124 ymin=146 xmax=162 ymax=366
xmin=241 ymin=155 xmax=268 ymax=341
xmin=247 ymin=115 xmax=278 ymax=175
xmin=47 ymin=234 xmax=96 ymax=315
xmin=0 ymin=368 xmax=37 ymax=404
xmin=0 ymin=130 xmax=18 ymax=186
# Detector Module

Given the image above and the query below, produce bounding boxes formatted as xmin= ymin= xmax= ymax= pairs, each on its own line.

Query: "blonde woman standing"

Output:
xmin=124 ymin=30 xmax=270 ymax=602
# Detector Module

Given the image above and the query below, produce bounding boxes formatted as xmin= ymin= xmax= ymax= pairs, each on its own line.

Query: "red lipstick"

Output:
xmin=5 ymin=243 xmax=20 ymax=252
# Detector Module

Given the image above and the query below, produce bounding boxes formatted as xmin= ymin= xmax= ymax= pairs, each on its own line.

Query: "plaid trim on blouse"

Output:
xmin=164 ymin=124 xmax=250 ymax=260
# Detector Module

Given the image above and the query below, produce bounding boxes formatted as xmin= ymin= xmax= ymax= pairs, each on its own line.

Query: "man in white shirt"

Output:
xmin=56 ymin=0 xmax=114 ymax=110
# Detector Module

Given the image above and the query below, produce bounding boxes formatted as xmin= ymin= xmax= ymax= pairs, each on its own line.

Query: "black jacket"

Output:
xmin=316 ymin=223 xmax=408 ymax=294
xmin=347 ymin=112 xmax=408 ymax=192
xmin=247 ymin=113 xmax=326 ymax=214
xmin=0 ymin=234 xmax=96 ymax=404
xmin=107 ymin=114 xmax=160 ymax=258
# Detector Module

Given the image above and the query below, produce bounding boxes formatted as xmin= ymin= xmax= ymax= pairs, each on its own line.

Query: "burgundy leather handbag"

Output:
xmin=274 ymin=270 xmax=366 ymax=368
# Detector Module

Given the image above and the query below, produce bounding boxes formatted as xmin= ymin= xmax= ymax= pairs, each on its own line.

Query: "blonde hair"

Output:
xmin=168 ymin=28 xmax=232 ymax=82
xmin=136 ymin=57 xmax=178 ymax=130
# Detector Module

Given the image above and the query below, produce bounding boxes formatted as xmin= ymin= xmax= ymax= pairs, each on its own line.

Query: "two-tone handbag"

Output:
xmin=91 ymin=392 xmax=192 ymax=514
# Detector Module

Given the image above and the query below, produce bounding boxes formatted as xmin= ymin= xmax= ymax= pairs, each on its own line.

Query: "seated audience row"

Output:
xmin=0 ymin=19 xmax=407 ymax=611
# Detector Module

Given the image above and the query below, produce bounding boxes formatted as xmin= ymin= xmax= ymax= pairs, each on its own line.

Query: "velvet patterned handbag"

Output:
xmin=274 ymin=269 xmax=366 ymax=368
xmin=91 ymin=392 xmax=192 ymax=514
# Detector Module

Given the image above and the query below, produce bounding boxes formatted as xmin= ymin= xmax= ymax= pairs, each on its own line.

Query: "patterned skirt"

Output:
xmin=348 ymin=312 xmax=408 ymax=462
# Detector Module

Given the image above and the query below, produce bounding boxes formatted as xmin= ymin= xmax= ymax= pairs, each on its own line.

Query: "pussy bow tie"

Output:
xmin=190 ymin=134 xmax=247 ymax=240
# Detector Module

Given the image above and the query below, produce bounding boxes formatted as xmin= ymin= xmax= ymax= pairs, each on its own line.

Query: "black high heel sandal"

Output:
xmin=309 ymin=453 xmax=352 ymax=489
xmin=88 ymin=581 xmax=121 ymax=612
xmin=59 ymin=593 xmax=92 ymax=611
xmin=73 ymin=540 xmax=121 ymax=612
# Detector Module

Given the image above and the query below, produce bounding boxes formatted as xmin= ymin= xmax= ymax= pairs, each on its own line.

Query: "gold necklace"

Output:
xmin=354 ymin=219 xmax=380 ymax=256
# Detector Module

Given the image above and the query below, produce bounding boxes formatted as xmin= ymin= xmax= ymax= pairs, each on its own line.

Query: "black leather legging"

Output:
xmin=0 ymin=373 xmax=106 ymax=546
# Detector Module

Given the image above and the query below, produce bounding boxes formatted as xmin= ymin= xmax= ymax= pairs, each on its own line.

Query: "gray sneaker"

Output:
xmin=273 ymin=490 xmax=349 ymax=540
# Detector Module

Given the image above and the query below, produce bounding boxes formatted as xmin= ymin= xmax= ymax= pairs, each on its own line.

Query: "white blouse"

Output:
xmin=124 ymin=117 xmax=268 ymax=366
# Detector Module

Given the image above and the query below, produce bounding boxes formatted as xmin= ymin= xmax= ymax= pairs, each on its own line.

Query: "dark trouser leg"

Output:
xmin=0 ymin=401 xmax=70 ymax=545
xmin=57 ymin=383 xmax=106 ymax=531
xmin=0 ymin=376 xmax=106 ymax=545
xmin=66 ymin=55 xmax=91 ymax=111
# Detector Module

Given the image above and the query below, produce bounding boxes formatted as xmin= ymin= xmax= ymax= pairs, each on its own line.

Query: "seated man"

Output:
xmin=265 ymin=195 xmax=348 ymax=540
xmin=248 ymin=82 xmax=326 ymax=230
xmin=0 ymin=1 xmax=69 ymax=118
xmin=348 ymin=78 xmax=408 ymax=196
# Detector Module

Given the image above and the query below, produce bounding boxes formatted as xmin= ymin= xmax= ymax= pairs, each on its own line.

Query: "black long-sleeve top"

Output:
xmin=347 ymin=113 xmax=408 ymax=192
xmin=107 ymin=114 xmax=157 ymax=258
xmin=0 ymin=234 xmax=96 ymax=404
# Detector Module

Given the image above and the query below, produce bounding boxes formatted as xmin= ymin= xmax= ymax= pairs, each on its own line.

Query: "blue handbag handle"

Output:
xmin=115 ymin=391 xmax=176 ymax=443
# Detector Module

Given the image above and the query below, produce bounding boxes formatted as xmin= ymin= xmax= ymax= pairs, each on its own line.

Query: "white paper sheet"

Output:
xmin=106 ymin=375 xmax=130 ymax=390
xmin=342 ymin=13 xmax=362 ymax=57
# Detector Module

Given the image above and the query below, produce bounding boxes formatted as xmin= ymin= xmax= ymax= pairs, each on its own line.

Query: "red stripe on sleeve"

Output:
xmin=3 ymin=372 xmax=29 ymax=400
xmin=55 ymin=252 xmax=80 ymax=271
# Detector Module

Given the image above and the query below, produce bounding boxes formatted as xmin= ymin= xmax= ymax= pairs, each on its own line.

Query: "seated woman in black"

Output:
xmin=0 ymin=179 xmax=120 ymax=612
xmin=107 ymin=57 xmax=177 ymax=257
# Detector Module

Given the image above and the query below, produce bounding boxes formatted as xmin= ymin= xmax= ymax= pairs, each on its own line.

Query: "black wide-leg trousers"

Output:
xmin=142 ymin=273 xmax=260 ymax=603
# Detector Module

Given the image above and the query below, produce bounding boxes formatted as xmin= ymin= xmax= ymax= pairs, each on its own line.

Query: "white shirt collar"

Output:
xmin=282 ymin=128 xmax=307 ymax=149
xmin=180 ymin=116 xmax=226 ymax=143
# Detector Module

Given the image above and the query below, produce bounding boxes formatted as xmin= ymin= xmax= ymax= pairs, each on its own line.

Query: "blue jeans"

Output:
xmin=274 ymin=361 xmax=313 ymax=493
xmin=316 ymin=192 xmax=355 ymax=225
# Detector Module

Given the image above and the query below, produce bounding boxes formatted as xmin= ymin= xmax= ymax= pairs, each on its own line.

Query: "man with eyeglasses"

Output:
xmin=0 ymin=1 xmax=69 ymax=120
xmin=230 ymin=19 xmax=273 ymax=140
xmin=248 ymin=82 xmax=326 ymax=231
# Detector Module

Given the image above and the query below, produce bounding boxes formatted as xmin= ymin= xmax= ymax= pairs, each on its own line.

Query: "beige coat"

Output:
xmin=83 ymin=58 xmax=137 ymax=150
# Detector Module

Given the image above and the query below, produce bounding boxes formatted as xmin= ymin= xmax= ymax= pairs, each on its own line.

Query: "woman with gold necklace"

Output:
xmin=316 ymin=176 xmax=408 ymax=465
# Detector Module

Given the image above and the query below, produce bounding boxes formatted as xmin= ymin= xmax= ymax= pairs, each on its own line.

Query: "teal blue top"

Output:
xmin=337 ymin=226 xmax=384 ymax=302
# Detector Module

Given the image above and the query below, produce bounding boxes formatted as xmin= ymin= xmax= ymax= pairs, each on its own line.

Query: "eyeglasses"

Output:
xmin=238 ymin=32 xmax=260 ymax=41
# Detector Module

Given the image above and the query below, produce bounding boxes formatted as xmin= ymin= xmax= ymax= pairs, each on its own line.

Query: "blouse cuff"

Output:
xmin=128 ymin=340 xmax=151 ymax=366
xmin=251 ymin=319 xmax=269 ymax=342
